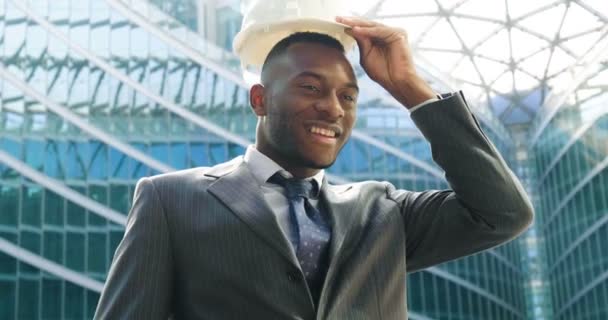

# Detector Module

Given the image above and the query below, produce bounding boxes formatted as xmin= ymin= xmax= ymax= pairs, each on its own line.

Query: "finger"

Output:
xmin=345 ymin=28 xmax=372 ymax=58
xmin=336 ymin=16 xmax=377 ymax=27
xmin=350 ymin=25 xmax=402 ymax=42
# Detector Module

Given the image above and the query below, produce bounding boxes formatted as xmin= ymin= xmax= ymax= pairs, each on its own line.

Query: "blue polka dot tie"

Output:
xmin=269 ymin=173 xmax=331 ymax=302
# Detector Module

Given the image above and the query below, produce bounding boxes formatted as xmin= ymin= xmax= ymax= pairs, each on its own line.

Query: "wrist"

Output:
xmin=392 ymin=74 xmax=436 ymax=109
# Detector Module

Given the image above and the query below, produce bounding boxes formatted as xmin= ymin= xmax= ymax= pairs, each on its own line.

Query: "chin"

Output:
xmin=306 ymin=156 xmax=337 ymax=170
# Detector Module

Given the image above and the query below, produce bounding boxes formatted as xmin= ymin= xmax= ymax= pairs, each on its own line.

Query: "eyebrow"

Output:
xmin=293 ymin=71 xmax=359 ymax=92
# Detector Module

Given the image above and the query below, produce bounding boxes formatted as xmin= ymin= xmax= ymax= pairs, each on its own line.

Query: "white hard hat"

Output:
xmin=233 ymin=0 xmax=357 ymax=68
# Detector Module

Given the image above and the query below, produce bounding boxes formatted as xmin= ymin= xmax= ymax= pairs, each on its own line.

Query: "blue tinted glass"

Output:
xmin=66 ymin=142 xmax=85 ymax=179
xmin=228 ymin=144 xmax=245 ymax=158
xmin=209 ymin=143 xmax=227 ymax=164
xmin=334 ymin=140 xmax=354 ymax=174
xmin=64 ymin=282 xmax=84 ymax=319
xmin=190 ymin=143 xmax=208 ymax=167
xmin=90 ymin=142 xmax=108 ymax=180
xmin=0 ymin=280 xmax=15 ymax=320
xmin=110 ymin=183 xmax=129 ymax=214
xmin=17 ymin=279 xmax=39 ymax=319
xmin=353 ymin=141 xmax=370 ymax=172
xmin=109 ymin=148 xmax=128 ymax=179
xmin=86 ymin=290 xmax=101 ymax=319
xmin=66 ymin=232 xmax=85 ymax=272
xmin=0 ymin=248 xmax=16 ymax=274
xmin=44 ymin=141 xmax=62 ymax=178
xmin=131 ymin=143 xmax=149 ymax=178
xmin=89 ymin=185 xmax=108 ymax=226
xmin=87 ymin=232 xmax=106 ymax=273
xmin=151 ymin=143 xmax=169 ymax=164
xmin=19 ymin=230 xmax=40 ymax=274
xmin=25 ymin=139 xmax=45 ymax=169
xmin=370 ymin=145 xmax=384 ymax=172
xmin=0 ymin=137 xmax=23 ymax=159
xmin=170 ymin=142 xmax=188 ymax=169
xmin=66 ymin=199 xmax=86 ymax=227
xmin=41 ymin=278 xmax=62 ymax=319
xmin=21 ymin=185 xmax=42 ymax=227
xmin=43 ymin=231 xmax=63 ymax=264
xmin=131 ymin=162 xmax=149 ymax=179
xmin=0 ymin=186 xmax=18 ymax=226
xmin=44 ymin=190 xmax=64 ymax=226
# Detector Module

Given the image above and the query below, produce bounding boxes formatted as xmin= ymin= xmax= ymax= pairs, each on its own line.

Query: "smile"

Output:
xmin=310 ymin=126 xmax=337 ymax=138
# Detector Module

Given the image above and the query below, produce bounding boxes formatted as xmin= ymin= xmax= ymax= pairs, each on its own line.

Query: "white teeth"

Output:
xmin=310 ymin=126 xmax=336 ymax=138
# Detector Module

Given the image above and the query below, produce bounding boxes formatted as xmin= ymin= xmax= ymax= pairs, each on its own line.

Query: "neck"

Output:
xmin=255 ymin=144 xmax=321 ymax=179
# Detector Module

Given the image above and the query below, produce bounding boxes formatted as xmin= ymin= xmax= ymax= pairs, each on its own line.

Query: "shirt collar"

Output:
xmin=243 ymin=145 xmax=325 ymax=192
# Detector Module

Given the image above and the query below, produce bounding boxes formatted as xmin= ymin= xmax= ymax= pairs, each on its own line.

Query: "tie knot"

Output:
xmin=269 ymin=173 xmax=317 ymax=200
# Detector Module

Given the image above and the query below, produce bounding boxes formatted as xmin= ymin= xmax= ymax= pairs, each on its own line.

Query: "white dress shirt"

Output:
xmin=241 ymin=96 xmax=441 ymax=248
xmin=243 ymin=146 xmax=324 ymax=251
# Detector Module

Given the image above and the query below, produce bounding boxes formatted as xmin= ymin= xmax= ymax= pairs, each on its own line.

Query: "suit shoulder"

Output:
xmin=328 ymin=179 xmax=394 ymax=196
xmin=144 ymin=156 xmax=243 ymax=190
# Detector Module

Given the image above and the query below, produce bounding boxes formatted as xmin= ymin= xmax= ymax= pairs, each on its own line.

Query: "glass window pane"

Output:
xmin=21 ymin=185 xmax=42 ymax=227
xmin=110 ymin=183 xmax=129 ymax=214
xmin=109 ymin=148 xmax=128 ymax=179
xmin=170 ymin=142 xmax=187 ymax=169
xmin=90 ymin=142 xmax=108 ymax=180
xmin=131 ymin=143 xmax=149 ymax=179
xmin=0 ymin=251 xmax=16 ymax=275
xmin=66 ymin=232 xmax=85 ymax=272
xmin=44 ymin=190 xmax=64 ymax=226
xmin=43 ymin=231 xmax=63 ymax=264
xmin=65 ymin=142 xmax=85 ymax=179
xmin=66 ymin=200 xmax=86 ymax=227
xmin=64 ymin=282 xmax=84 ymax=319
xmin=190 ymin=143 xmax=207 ymax=167
xmin=87 ymin=232 xmax=106 ymax=273
xmin=19 ymin=230 xmax=40 ymax=274
xmin=89 ymin=184 xmax=108 ymax=226
xmin=0 ymin=185 xmax=19 ymax=226
xmin=209 ymin=143 xmax=227 ymax=164
xmin=44 ymin=141 xmax=62 ymax=178
xmin=1 ymin=137 xmax=22 ymax=159
xmin=86 ymin=290 xmax=101 ymax=319
xmin=0 ymin=280 xmax=16 ymax=320
xmin=41 ymin=278 xmax=62 ymax=319
xmin=25 ymin=140 xmax=45 ymax=171
xmin=17 ymin=279 xmax=39 ymax=319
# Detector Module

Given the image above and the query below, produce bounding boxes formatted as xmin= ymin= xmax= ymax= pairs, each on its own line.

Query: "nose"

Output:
xmin=314 ymin=92 xmax=344 ymax=120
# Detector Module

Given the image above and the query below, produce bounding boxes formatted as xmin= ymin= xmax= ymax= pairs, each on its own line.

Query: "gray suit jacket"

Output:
xmin=94 ymin=93 xmax=533 ymax=320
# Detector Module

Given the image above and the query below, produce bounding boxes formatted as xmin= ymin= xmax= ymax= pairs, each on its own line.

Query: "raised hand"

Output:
xmin=336 ymin=16 xmax=436 ymax=109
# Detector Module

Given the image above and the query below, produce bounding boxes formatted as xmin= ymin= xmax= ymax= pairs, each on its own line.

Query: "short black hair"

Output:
xmin=261 ymin=32 xmax=345 ymax=82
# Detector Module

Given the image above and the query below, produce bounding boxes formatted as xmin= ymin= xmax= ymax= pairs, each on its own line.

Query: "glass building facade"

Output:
xmin=530 ymin=61 xmax=608 ymax=320
xmin=0 ymin=0 xmax=605 ymax=319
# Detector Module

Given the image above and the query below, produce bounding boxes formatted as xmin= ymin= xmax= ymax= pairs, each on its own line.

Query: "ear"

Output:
xmin=249 ymin=84 xmax=266 ymax=116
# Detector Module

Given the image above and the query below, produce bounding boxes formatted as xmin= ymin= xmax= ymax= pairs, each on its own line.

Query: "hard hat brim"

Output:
xmin=233 ymin=18 xmax=356 ymax=68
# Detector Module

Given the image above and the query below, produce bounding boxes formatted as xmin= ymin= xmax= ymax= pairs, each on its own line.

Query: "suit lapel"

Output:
xmin=207 ymin=160 xmax=300 ymax=269
xmin=322 ymin=181 xmax=356 ymax=262
xmin=318 ymin=180 xmax=362 ymax=314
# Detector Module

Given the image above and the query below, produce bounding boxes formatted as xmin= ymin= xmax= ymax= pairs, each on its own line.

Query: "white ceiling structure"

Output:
xmin=357 ymin=0 xmax=608 ymax=128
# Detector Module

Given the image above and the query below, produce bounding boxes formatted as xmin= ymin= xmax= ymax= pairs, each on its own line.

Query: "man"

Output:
xmin=94 ymin=16 xmax=533 ymax=319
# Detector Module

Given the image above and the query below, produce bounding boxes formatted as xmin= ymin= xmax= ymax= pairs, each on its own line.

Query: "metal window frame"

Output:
xmin=0 ymin=150 xmax=127 ymax=225
xmin=0 ymin=63 xmax=174 ymax=174
xmin=0 ymin=237 xmax=104 ymax=293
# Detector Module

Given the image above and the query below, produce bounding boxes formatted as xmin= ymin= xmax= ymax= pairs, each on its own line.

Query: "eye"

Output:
xmin=301 ymin=84 xmax=320 ymax=92
xmin=343 ymin=94 xmax=357 ymax=102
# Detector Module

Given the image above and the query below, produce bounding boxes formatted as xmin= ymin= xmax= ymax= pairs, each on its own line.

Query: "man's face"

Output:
xmin=254 ymin=42 xmax=358 ymax=176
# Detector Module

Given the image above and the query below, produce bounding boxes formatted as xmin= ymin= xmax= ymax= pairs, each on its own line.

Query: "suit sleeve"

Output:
xmin=94 ymin=177 xmax=173 ymax=319
xmin=390 ymin=92 xmax=534 ymax=273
